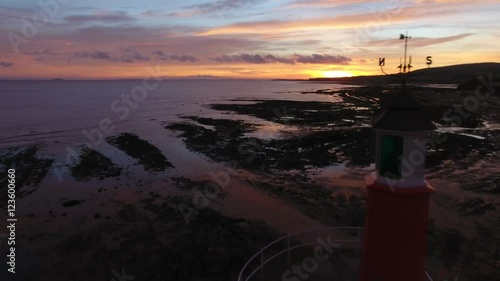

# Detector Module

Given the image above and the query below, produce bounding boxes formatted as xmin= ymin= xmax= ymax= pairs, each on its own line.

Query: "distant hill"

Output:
xmin=410 ymin=62 xmax=500 ymax=83
xmin=309 ymin=63 xmax=500 ymax=87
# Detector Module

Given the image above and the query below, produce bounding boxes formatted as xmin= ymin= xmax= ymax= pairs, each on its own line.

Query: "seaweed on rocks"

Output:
xmin=167 ymin=116 xmax=375 ymax=172
xmin=106 ymin=133 xmax=173 ymax=172
xmin=70 ymin=147 xmax=122 ymax=181
xmin=0 ymin=145 xmax=53 ymax=198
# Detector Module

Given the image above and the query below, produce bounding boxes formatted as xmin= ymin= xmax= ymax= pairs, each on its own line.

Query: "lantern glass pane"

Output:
xmin=379 ymin=135 xmax=404 ymax=179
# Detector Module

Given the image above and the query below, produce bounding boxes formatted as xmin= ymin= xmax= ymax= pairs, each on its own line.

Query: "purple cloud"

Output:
xmin=0 ymin=61 xmax=13 ymax=68
xmin=73 ymin=49 xmax=153 ymax=63
xmin=294 ymin=54 xmax=352 ymax=64
xmin=211 ymin=53 xmax=351 ymax=64
xmin=120 ymin=48 xmax=149 ymax=62
xmin=264 ymin=55 xmax=295 ymax=64
xmin=24 ymin=49 xmax=59 ymax=62
xmin=152 ymin=51 xmax=198 ymax=63
xmin=188 ymin=0 xmax=259 ymax=13
xmin=212 ymin=54 xmax=269 ymax=64
xmin=74 ymin=50 xmax=113 ymax=60
xmin=170 ymin=55 xmax=198 ymax=62
xmin=64 ymin=11 xmax=135 ymax=23
xmin=160 ymin=0 xmax=263 ymax=17
xmin=23 ymin=49 xmax=58 ymax=56
xmin=179 ymin=0 xmax=262 ymax=15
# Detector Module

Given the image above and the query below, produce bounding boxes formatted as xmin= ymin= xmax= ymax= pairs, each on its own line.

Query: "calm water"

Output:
xmin=0 ymin=79 xmax=363 ymax=189
xmin=0 ymin=80 xmax=355 ymax=146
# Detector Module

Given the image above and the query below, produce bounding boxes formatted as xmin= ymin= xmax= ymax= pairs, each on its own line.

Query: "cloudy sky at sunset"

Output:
xmin=0 ymin=0 xmax=498 ymax=79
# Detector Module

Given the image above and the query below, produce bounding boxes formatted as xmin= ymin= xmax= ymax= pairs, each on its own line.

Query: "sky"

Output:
xmin=0 ymin=0 xmax=499 ymax=79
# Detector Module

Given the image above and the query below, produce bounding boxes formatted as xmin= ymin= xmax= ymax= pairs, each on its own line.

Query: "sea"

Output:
xmin=0 ymin=79 xmax=355 ymax=145
xmin=0 ymin=80 xmax=367 ymax=187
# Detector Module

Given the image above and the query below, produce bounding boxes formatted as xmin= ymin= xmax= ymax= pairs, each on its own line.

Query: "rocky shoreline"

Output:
xmin=0 ymin=85 xmax=499 ymax=280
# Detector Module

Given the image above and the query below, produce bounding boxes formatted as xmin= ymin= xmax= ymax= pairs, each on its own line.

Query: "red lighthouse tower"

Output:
xmin=360 ymin=88 xmax=436 ymax=281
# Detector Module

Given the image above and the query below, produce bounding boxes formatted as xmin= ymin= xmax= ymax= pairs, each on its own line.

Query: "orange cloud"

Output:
xmin=366 ymin=33 xmax=474 ymax=48
xmin=197 ymin=4 xmax=464 ymax=36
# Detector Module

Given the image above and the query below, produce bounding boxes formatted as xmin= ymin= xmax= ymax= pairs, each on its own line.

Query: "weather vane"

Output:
xmin=378 ymin=31 xmax=433 ymax=84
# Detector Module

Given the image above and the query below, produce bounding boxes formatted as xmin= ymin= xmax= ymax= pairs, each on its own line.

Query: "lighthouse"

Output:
xmin=360 ymin=87 xmax=436 ymax=281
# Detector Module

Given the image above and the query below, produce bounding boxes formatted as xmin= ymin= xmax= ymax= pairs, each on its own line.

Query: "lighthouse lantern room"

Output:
xmin=372 ymin=88 xmax=436 ymax=188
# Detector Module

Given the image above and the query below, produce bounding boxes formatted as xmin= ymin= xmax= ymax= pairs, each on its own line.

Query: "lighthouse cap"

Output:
xmin=372 ymin=88 xmax=436 ymax=131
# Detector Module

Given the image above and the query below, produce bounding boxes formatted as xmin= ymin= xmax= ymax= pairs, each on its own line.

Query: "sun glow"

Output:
xmin=321 ymin=70 xmax=353 ymax=78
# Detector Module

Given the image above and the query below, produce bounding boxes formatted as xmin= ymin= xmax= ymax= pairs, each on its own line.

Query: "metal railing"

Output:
xmin=425 ymin=271 xmax=434 ymax=281
xmin=238 ymin=226 xmax=435 ymax=281
xmin=237 ymin=227 xmax=363 ymax=281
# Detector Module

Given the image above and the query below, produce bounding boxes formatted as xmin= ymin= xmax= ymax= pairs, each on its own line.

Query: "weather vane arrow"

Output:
xmin=378 ymin=31 xmax=433 ymax=80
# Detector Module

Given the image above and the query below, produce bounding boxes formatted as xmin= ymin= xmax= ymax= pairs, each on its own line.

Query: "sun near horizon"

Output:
xmin=320 ymin=70 xmax=355 ymax=78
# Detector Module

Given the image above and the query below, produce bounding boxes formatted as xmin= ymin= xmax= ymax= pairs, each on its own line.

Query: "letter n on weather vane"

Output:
xmin=379 ymin=58 xmax=385 ymax=67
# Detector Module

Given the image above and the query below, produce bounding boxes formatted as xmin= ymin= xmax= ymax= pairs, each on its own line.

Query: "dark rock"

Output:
xmin=70 ymin=148 xmax=122 ymax=181
xmin=106 ymin=133 xmax=174 ymax=172
xmin=62 ymin=200 xmax=82 ymax=207
xmin=457 ymin=77 xmax=500 ymax=93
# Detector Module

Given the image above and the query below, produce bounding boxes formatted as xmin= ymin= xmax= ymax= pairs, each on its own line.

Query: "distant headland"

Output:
xmin=303 ymin=63 xmax=500 ymax=87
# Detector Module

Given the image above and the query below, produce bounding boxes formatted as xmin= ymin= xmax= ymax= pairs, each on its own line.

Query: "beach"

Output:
xmin=0 ymin=80 xmax=499 ymax=281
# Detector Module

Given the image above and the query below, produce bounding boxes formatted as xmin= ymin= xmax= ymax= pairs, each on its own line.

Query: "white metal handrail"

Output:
xmin=425 ymin=271 xmax=434 ymax=281
xmin=237 ymin=227 xmax=363 ymax=281
xmin=238 ymin=226 xmax=435 ymax=281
